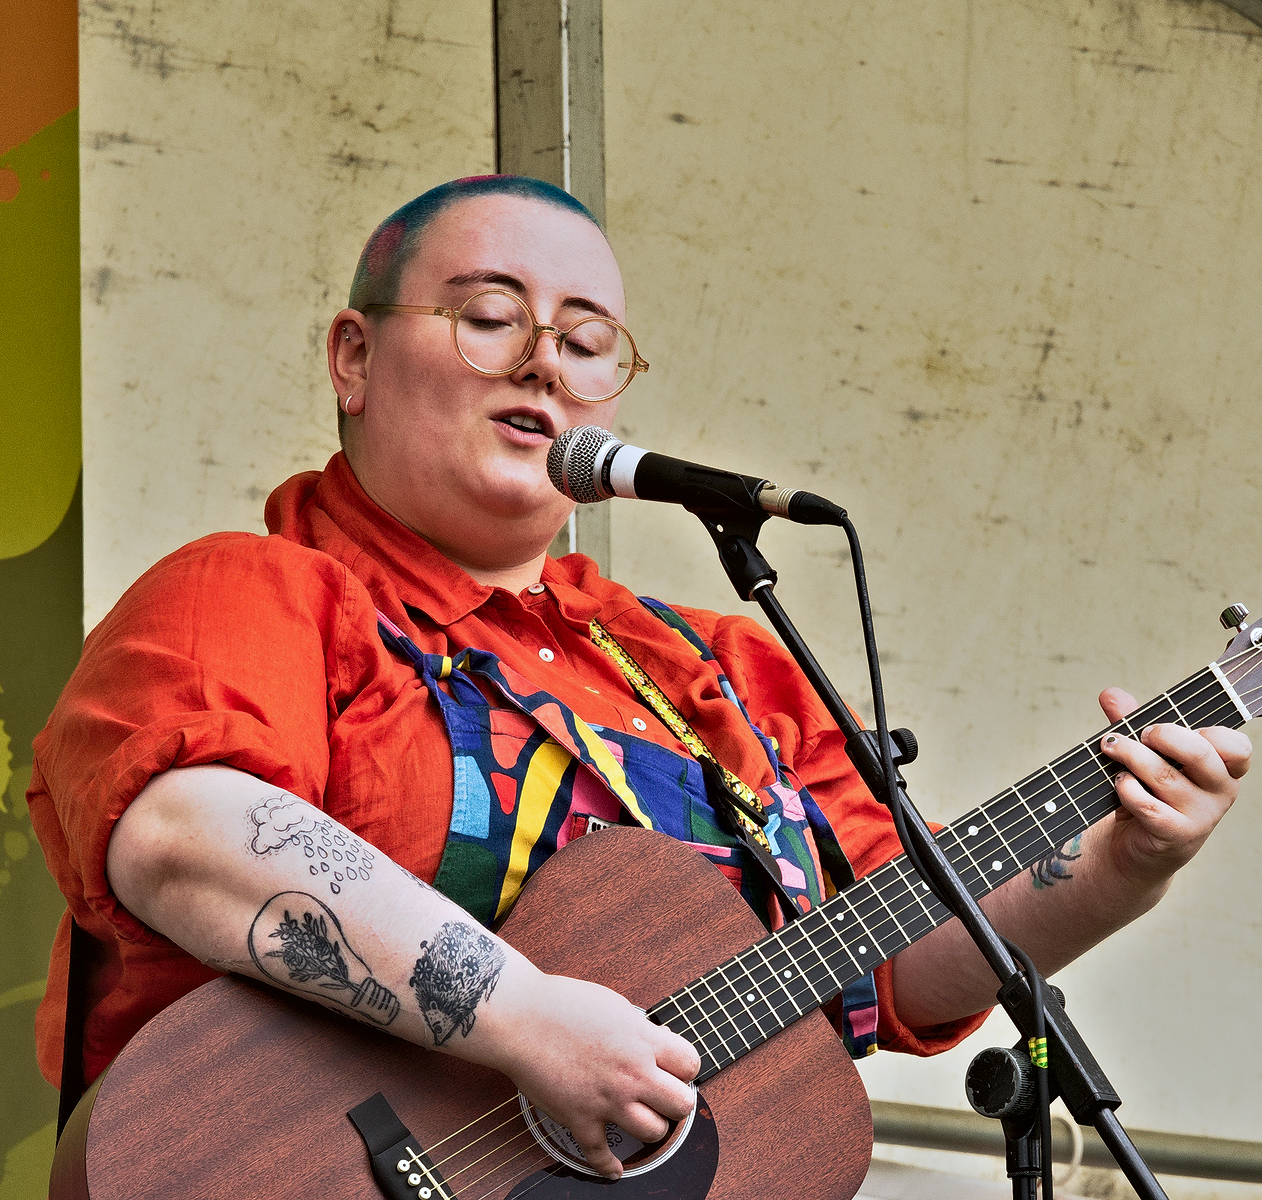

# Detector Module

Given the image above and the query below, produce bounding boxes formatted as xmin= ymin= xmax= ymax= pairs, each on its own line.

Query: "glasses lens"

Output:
xmin=454 ymin=291 xmax=534 ymax=373
xmin=559 ymin=318 xmax=633 ymax=401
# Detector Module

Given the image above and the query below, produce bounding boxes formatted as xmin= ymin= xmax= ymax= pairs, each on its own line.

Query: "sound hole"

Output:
xmin=519 ymin=1083 xmax=699 ymax=1178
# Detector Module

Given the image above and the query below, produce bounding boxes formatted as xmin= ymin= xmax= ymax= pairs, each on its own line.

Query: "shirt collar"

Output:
xmin=265 ymin=452 xmax=638 ymax=629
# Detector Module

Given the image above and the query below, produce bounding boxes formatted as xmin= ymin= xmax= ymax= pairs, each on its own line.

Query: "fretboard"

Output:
xmin=649 ymin=659 xmax=1253 ymax=1082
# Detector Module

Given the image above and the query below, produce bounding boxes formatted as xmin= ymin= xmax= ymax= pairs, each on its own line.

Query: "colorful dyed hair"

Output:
xmin=347 ymin=175 xmax=600 ymax=312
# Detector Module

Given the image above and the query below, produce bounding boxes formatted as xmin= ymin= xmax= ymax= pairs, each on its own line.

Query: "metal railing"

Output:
xmin=872 ymin=1101 xmax=1262 ymax=1184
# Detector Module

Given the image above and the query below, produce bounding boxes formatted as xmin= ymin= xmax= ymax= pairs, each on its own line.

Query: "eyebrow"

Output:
xmin=443 ymin=270 xmax=616 ymax=320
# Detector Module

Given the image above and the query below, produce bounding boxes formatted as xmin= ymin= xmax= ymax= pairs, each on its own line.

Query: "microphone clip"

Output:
xmin=697 ymin=513 xmax=778 ymax=602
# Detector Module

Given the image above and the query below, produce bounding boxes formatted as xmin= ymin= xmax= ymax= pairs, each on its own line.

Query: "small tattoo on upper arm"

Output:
xmin=409 ymin=921 xmax=506 ymax=1046
xmin=1030 ymin=835 xmax=1083 ymax=890
xmin=246 ymin=796 xmax=376 ymax=895
xmin=248 ymin=891 xmax=400 ymax=1025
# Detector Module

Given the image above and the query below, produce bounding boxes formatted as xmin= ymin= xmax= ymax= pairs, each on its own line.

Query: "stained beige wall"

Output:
xmin=80 ymin=0 xmax=1259 ymax=1193
xmin=602 ymin=0 xmax=1262 ymax=1190
xmin=80 ymin=0 xmax=495 ymax=624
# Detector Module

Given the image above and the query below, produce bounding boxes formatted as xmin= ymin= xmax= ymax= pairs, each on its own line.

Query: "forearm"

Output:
xmin=889 ymin=819 xmax=1167 ymax=1028
xmin=106 ymin=764 xmax=699 ymax=1178
xmin=107 ymin=765 xmax=534 ymax=1069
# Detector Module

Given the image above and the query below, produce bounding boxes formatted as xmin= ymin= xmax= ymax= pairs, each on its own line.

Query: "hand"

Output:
xmin=487 ymin=972 xmax=700 ymax=1179
xmin=1097 ymin=687 xmax=1251 ymax=889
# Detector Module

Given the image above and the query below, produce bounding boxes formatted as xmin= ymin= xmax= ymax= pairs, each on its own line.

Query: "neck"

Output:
xmin=451 ymin=551 xmax=550 ymax=594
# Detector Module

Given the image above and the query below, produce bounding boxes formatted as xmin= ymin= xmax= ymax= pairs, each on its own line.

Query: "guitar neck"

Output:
xmin=650 ymin=657 xmax=1255 ymax=1082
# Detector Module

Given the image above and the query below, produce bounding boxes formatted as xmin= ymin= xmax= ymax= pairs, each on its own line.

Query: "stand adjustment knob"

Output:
xmin=1220 ymin=603 xmax=1250 ymax=632
xmin=890 ymin=727 xmax=918 ymax=765
xmin=966 ymin=1046 xmax=1036 ymax=1119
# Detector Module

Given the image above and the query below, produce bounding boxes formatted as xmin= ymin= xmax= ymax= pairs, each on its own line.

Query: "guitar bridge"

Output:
xmin=348 ymin=1092 xmax=454 ymax=1200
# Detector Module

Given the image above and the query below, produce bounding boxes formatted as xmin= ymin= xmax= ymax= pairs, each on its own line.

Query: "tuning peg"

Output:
xmin=1220 ymin=603 xmax=1250 ymax=633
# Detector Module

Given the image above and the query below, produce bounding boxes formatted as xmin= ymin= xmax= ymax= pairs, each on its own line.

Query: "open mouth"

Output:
xmin=497 ymin=412 xmax=552 ymax=437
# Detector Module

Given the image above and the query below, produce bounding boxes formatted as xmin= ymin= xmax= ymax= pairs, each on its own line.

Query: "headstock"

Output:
xmin=1218 ymin=603 xmax=1262 ymax=721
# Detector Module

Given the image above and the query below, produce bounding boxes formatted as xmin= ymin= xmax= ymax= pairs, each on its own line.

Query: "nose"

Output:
xmin=510 ymin=325 xmax=564 ymax=394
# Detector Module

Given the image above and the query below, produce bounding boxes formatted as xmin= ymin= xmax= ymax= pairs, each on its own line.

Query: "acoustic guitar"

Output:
xmin=49 ymin=616 xmax=1261 ymax=1200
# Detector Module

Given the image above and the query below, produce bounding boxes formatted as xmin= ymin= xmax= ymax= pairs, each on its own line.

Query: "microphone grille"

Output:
xmin=547 ymin=425 xmax=621 ymax=504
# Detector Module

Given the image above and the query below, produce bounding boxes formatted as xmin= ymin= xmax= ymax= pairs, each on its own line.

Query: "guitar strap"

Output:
xmin=56 ymin=915 xmax=90 ymax=1140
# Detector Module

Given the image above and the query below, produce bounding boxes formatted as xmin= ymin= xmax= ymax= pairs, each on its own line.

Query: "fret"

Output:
xmin=773 ymin=921 xmax=830 ymax=1005
xmin=650 ymin=655 xmax=1255 ymax=1079
xmin=850 ymin=876 xmax=913 ymax=957
xmin=844 ymin=877 xmax=911 ymax=960
xmin=690 ymin=972 xmax=755 ymax=1061
xmin=793 ymin=910 xmax=851 ymax=997
xmin=823 ymin=901 xmax=882 ymax=981
xmin=748 ymin=935 xmax=817 ymax=1015
xmin=877 ymin=858 xmax=940 ymax=944
xmin=714 ymin=955 xmax=790 ymax=1042
xmin=732 ymin=942 xmax=803 ymax=1028
xmin=939 ymin=819 xmax=1000 ymax=899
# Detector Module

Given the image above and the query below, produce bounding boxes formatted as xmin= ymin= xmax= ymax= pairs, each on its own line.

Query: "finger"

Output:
xmin=616 ymin=1100 xmax=672 ymax=1146
xmin=1197 ymin=726 xmax=1253 ymax=781
xmin=1111 ymin=769 xmax=1180 ymax=830
xmin=569 ymin=1120 xmax=623 ymax=1179
xmin=1100 ymin=727 xmax=1224 ymax=811
xmin=1099 ymin=687 xmax=1139 ymax=723
xmin=639 ymin=1068 xmax=697 ymax=1123
xmin=655 ymin=1030 xmax=701 ymax=1082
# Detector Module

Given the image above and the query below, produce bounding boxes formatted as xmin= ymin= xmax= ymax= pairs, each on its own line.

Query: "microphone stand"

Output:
xmin=688 ymin=502 xmax=1168 ymax=1200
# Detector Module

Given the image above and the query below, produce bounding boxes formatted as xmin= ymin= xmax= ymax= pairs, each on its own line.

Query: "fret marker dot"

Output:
xmin=858 ymin=945 xmax=868 ymax=955
xmin=967 ymin=825 xmax=979 ymax=837
xmin=746 ymin=993 xmax=755 ymax=1003
xmin=782 ymin=969 xmax=793 ymax=979
xmin=1044 ymin=801 xmax=1057 ymax=813
xmin=991 ymin=859 xmax=1003 ymax=871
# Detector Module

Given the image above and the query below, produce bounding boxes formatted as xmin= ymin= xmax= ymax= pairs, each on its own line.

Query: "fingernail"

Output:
xmin=1141 ymin=725 xmax=1154 ymax=740
xmin=1103 ymin=734 xmax=1118 ymax=746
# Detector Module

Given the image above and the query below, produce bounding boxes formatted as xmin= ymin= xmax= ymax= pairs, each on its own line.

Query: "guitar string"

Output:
xmin=428 ymin=1109 xmax=534 ymax=1172
xmin=422 ymin=1095 xmax=520 ymax=1153
xmin=443 ymin=1132 xmax=555 ymax=1194
xmin=472 ymin=1159 xmax=569 ymax=1200
xmin=402 ymin=645 xmax=1262 ymax=1177
xmin=648 ymin=654 xmax=1261 ymax=1064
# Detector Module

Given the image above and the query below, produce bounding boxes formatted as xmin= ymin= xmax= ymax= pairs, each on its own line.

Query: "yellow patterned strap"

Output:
xmin=589 ymin=619 xmax=773 ymax=852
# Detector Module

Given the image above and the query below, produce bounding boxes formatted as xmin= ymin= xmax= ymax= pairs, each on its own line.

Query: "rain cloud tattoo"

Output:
xmin=1030 ymin=834 xmax=1083 ymax=890
xmin=246 ymin=795 xmax=377 ymax=895
xmin=409 ymin=921 xmax=506 ymax=1046
xmin=248 ymin=892 xmax=400 ymax=1025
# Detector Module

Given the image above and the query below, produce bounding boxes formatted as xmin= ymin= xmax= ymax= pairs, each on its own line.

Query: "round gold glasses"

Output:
xmin=365 ymin=288 xmax=649 ymax=403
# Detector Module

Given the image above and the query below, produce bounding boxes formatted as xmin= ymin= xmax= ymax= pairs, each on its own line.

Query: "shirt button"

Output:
xmin=632 ymin=717 xmax=647 ymax=731
xmin=538 ymin=647 xmax=555 ymax=662
xmin=527 ymin=583 xmax=546 ymax=594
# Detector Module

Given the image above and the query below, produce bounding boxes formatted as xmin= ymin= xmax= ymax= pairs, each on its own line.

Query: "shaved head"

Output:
xmin=348 ymin=176 xmax=601 ymax=312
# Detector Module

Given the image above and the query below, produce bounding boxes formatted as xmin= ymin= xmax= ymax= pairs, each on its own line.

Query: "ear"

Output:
xmin=327 ymin=310 xmax=368 ymax=414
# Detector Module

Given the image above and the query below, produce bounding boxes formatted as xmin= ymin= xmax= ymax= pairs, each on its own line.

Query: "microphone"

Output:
xmin=547 ymin=426 xmax=844 ymax=526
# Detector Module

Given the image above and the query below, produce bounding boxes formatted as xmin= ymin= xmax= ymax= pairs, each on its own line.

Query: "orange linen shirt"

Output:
xmin=30 ymin=452 xmax=985 ymax=1087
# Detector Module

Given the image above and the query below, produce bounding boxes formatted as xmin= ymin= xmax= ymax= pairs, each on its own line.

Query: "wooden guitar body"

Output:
xmin=51 ymin=827 xmax=873 ymax=1200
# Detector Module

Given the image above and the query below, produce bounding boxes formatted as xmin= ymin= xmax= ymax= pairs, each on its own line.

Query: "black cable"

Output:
xmin=838 ymin=512 xmax=1056 ymax=1198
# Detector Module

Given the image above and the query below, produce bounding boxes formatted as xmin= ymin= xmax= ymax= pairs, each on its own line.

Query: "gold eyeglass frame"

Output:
xmin=364 ymin=287 xmax=649 ymax=403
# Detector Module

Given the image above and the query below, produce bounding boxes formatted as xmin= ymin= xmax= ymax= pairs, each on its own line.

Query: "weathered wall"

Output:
xmin=76 ymin=0 xmax=1260 ymax=1194
xmin=80 ymin=0 xmax=495 ymax=627
xmin=602 ymin=0 xmax=1262 ymax=1190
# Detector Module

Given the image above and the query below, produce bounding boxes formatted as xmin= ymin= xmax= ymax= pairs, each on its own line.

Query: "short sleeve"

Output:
xmin=28 ymin=532 xmax=354 ymax=944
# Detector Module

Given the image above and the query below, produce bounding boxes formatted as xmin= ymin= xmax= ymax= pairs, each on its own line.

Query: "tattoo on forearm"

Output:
xmin=1030 ymin=835 xmax=1083 ymax=890
xmin=248 ymin=892 xmax=399 ymax=1025
xmin=409 ymin=921 xmax=506 ymax=1046
xmin=393 ymin=860 xmax=436 ymax=892
xmin=246 ymin=796 xmax=376 ymax=895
